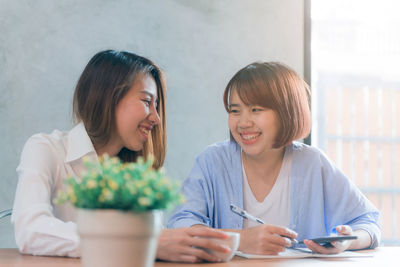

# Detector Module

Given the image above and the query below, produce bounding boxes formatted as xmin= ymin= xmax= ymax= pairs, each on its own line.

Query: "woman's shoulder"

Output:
xmin=199 ymin=140 xmax=240 ymax=158
xmin=24 ymin=128 xmax=68 ymax=149
xmin=291 ymin=141 xmax=339 ymax=174
xmin=291 ymin=141 xmax=330 ymax=164
xmin=21 ymin=128 xmax=69 ymax=162
xmin=193 ymin=140 xmax=241 ymax=167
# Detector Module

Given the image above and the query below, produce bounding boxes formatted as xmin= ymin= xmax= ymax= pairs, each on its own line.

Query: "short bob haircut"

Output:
xmin=223 ymin=62 xmax=311 ymax=148
xmin=73 ymin=50 xmax=166 ymax=168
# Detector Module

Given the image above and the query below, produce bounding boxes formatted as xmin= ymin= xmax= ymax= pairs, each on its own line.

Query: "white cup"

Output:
xmin=203 ymin=231 xmax=240 ymax=262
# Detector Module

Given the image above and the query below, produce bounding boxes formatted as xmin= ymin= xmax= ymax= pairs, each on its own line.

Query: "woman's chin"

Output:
xmin=122 ymin=143 xmax=144 ymax=152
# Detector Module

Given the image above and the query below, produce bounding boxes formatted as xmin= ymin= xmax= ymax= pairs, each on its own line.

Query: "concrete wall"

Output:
xmin=0 ymin=0 xmax=304 ymax=248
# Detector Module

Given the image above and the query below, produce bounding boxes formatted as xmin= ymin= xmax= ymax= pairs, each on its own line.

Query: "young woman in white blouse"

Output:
xmin=12 ymin=50 xmax=229 ymax=263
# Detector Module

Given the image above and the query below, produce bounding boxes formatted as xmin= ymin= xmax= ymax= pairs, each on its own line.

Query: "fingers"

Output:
xmin=175 ymin=254 xmax=200 ymax=263
xmin=268 ymin=234 xmax=294 ymax=247
xmin=157 ymin=228 xmax=226 ymax=263
xmin=259 ymin=242 xmax=287 ymax=255
xmin=336 ymin=225 xmax=352 ymax=235
xmin=259 ymin=225 xmax=297 ymax=247
xmin=331 ymin=240 xmax=349 ymax=250
xmin=304 ymin=239 xmax=350 ymax=255
xmin=266 ymin=225 xmax=298 ymax=239
xmin=187 ymin=226 xmax=229 ymax=239
xmin=304 ymin=240 xmax=341 ymax=255
xmin=239 ymin=225 xmax=297 ymax=255
xmin=190 ymin=237 xmax=232 ymax=253
xmin=162 ymin=246 xmax=219 ymax=263
xmin=180 ymin=246 xmax=222 ymax=262
xmin=253 ymin=230 xmax=293 ymax=254
xmin=183 ymin=227 xmax=231 ymax=260
xmin=158 ymin=241 xmax=223 ymax=263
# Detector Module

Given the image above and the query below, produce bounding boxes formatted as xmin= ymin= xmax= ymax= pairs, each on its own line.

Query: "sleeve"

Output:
xmin=319 ymin=151 xmax=381 ymax=249
xmin=11 ymin=136 xmax=80 ymax=257
xmin=167 ymin=156 xmax=214 ymax=228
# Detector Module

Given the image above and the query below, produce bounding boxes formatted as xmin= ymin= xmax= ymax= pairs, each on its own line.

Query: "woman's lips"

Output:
xmin=139 ymin=125 xmax=152 ymax=139
xmin=240 ymin=132 xmax=261 ymax=145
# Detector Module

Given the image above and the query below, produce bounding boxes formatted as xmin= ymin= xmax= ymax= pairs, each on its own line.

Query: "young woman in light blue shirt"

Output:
xmin=168 ymin=62 xmax=381 ymax=255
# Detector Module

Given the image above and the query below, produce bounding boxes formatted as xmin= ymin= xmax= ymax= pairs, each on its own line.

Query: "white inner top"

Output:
xmin=242 ymin=145 xmax=293 ymax=228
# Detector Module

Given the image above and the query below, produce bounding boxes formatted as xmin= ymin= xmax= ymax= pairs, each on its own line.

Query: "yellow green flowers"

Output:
xmin=56 ymin=155 xmax=183 ymax=212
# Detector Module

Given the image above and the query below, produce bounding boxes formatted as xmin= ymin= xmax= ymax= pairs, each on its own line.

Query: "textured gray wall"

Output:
xmin=0 ymin=0 xmax=304 ymax=248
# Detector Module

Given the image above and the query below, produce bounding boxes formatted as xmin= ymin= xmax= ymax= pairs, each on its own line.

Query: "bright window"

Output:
xmin=311 ymin=0 xmax=400 ymax=245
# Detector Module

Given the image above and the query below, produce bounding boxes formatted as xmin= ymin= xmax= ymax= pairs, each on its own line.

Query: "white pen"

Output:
xmin=230 ymin=204 xmax=298 ymax=245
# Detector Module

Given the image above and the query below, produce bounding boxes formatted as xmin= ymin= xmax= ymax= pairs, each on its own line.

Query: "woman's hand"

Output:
xmin=304 ymin=225 xmax=355 ymax=254
xmin=156 ymin=227 xmax=231 ymax=263
xmin=237 ymin=224 xmax=298 ymax=255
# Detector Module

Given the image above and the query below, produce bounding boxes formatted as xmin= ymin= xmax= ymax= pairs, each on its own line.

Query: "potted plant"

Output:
xmin=56 ymin=155 xmax=182 ymax=267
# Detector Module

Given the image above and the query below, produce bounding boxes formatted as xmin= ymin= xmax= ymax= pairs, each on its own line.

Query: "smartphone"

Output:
xmin=299 ymin=236 xmax=358 ymax=247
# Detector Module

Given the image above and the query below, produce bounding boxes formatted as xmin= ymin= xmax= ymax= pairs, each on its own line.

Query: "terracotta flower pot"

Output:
xmin=77 ymin=209 xmax=162 ymax=267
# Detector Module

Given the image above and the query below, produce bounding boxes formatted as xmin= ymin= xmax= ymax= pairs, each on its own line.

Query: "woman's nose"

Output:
xmin=148 ymin=105 xmax=161 ymax=126
xmin=238 ymin=112 xmax=252 ymax=127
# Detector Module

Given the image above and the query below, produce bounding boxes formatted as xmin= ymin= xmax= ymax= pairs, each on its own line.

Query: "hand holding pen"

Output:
xmin=230 ymin=204 xmax=298 ymax=254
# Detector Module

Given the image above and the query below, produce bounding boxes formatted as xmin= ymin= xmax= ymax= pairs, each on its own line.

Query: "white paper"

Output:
xmin=236 ymin=248 xmax=374 ymax=259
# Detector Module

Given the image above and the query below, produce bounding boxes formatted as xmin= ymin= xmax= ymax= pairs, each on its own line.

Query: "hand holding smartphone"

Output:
xmin=299 ymin=236 xmax=357 ymax=247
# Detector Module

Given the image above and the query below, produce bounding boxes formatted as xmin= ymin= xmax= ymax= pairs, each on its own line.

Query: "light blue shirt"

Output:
xmin=167 ymin=140 xmax=381 ymax=248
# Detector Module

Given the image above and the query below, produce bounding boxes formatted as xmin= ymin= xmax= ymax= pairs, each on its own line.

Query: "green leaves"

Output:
xmin=55 ymin=155 xmax=183 ymax=212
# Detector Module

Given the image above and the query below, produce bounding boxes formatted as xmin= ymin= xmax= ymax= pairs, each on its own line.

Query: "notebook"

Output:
xmin=236 ymin=248 xmax=374 ymax=259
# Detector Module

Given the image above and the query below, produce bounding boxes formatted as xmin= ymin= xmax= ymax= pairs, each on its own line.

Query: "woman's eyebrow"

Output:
xmin=140 ymin=91 xmax=157 ymax=101
xmin=229 ymin=104 xmax=240 ymax=108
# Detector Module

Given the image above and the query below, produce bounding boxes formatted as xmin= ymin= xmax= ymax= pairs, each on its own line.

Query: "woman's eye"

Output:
xmin=142 ymin=99 xmax=151 ymax=106
xmin=252 ymin=107 xmax=263 ymax=112
xmin=229 ymin=109 xmax=240 ymax=114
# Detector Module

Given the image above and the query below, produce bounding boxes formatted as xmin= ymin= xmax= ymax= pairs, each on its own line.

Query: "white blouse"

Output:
xmin=11 ymin=122 xmax=99 ymax=257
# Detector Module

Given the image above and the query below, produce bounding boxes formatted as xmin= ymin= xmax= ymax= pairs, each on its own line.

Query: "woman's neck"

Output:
xmin=94 ymin=138 xmax=123 ymax=158
xmin=242 ymin=146 xmax=285 ymax=181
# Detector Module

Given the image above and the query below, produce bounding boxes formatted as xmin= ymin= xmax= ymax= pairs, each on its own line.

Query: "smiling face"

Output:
xmin=112 ymin=74 xmax=160 ymax=153
xmin=223 ymin=62 xmax=311 ymax=153
xmin=228 ymin=89 xmax=281 ymax=159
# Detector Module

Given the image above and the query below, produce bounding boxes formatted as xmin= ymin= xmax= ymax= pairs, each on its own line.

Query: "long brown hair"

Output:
xmin=223 ymin=62 xmax=311 ymax=148
xmin=73 ymin=50 xmax=166 ymax=168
